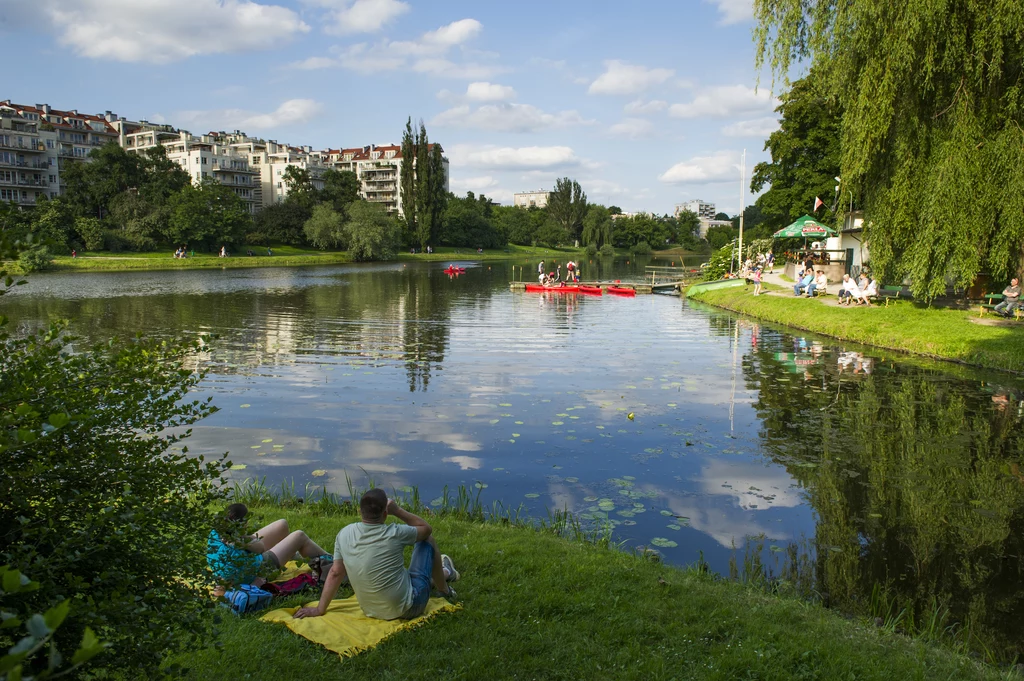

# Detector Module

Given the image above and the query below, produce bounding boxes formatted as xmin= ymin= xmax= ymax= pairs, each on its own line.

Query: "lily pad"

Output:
xmin=565 ymin=477 xmax=579 ymax=483
xmin=650 ymin=537 xmax=678 ymax=548
xmin=475 ymin=482 xmax=488 ymax=489
xmin=311 ymin=469 xmax=327 ymax=477
xmin=583 ymin=496 xmax=598 ymax=502
xmin=667 ymin=524 xmax=682 ymax=531
xmin=660 ymin=510 xmax=674 ymax=516
xmin=230 ymin=464 xmax=247 ymax=470
xmin=552 ymin=421 xmax=564 ymax=426
xmin=499 ymin=403 xmax=512 ymax=407
xmin=261 ymin=438 xmax=273 ymax=443
xmin=524 ymin=493 xmax=540 ymax=499
xmin=239 ymin=404 xmax=251 ymax=408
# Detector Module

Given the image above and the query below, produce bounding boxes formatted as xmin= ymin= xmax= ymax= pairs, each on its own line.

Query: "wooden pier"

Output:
xmin=509 ymin=281 xmax=656 ymax=294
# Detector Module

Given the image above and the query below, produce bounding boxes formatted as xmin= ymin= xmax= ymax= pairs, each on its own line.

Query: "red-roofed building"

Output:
xmin=318 ymin=143 xmax=449 ymax=215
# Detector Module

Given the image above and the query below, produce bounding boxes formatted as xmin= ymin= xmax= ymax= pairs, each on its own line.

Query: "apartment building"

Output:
xmin=674 ymin=199 xmax=716 ymax=221
xmin=321 ymin=143 xmax=449 ymax=215
xmin=513 ymin=190 xmax=551 ymax=209
xmin=0 ymin=100 xmax=119 ymax=206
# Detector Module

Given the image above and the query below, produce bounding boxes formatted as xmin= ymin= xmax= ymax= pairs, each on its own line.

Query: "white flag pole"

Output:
xmin=738 ymin=149 xmax=746 ymax=274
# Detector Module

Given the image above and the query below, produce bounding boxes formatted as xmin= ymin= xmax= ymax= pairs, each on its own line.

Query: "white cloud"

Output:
xmin=432 ymin=103 xmax=589 ymax=133
xmin=294 ymin=18 xmax=497 ymax=79
xmin=624 ymin=99 xmax=668 ymax=115
xmin=321 ymin=0 xmax=409 ymax=35
xmin=450 ymin=145 xmax=580 ymax=170
xmin=659 ymin=151 xmax=740 ymax=184
xmin=721 ymin=116 xmax=781 ymax=138
xmin=465 ymin=82 xmax=517 ymax=102
xmin=670 ymin=85 xmax=778 ymax=119
xmin=450 ymin=176 xmax=499 ymax=193
xmin=704 ymin=0 xmax=753 ymax=25
xmin=38 ymin=0 xmax=309 ymax=64
xmin=177 ymin=99 xmax=325 ymax=132
xmin=588 ymin=60 xmax=674 ymax=96
xmin=608 ymin=118 xmax=655 ymax=140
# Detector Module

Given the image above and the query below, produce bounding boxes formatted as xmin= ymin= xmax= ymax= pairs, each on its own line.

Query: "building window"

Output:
xmin=46 ymin=139 xmax=54 ymax=149
xmin=49 ymin=174 xmax=56 ymax=183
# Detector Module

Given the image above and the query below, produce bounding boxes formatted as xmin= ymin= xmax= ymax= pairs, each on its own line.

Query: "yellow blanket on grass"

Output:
xmin=262 ymin=595 xmax=460 ymax=658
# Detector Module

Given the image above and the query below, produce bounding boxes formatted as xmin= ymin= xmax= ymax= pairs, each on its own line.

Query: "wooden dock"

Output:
xmin=509 ymin=281 xmax=656 ymax=294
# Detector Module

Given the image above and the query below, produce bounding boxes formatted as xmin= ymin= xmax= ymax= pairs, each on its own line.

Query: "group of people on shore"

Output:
xmin=537 ymin=260 xmax=580 ymax=285
xmin=173 ymin=246 xmax=189 ymax=259
xmin=838 ymin=272 xmax=879 ymax=305
xmin=207 ymin=491 xmax=459 ymax=622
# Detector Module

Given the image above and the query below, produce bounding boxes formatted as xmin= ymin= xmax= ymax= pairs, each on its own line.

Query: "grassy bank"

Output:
xmin=168 ymin=495 xmax=1010 ymax=680
xmin=689 ymin=284 xmax=1024 ymax=374
xmin=27 ymin=244 xmax=595 ymax=274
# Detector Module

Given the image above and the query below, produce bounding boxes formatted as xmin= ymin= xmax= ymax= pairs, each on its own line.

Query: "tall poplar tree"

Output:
xmin=547 ymin=178 xmax=588 ymax=243
xmin=428 ymin=143 xmax=448 ymax=247
xmin=414 ymin=122 xmax=432 ymax=251
xmin=399 ymin=117 xmax=416 ymax=244
xmin=754 ymin=0 xmax=1024 ymax=298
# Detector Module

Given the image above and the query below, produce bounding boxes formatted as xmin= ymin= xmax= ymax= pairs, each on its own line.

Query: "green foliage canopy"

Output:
xmin=754 ymin=0 xmax=1024 ymax=297
xmin=547 ymin=178 xmax=588 ymax=242
xmin=345 ymin=200 xmax=402 ymax=261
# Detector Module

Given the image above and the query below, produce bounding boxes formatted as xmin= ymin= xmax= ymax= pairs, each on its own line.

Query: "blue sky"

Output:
xmin=0 ymin=0 xmax=779 ymax=214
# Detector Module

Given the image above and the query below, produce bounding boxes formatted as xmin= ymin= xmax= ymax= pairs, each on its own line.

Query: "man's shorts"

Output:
xmin=400 ymin=540 xmax=434 ymax=619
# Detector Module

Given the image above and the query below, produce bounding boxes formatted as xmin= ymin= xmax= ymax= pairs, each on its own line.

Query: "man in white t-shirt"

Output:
xmin=293 ymin=488 xmax=458 ymax=621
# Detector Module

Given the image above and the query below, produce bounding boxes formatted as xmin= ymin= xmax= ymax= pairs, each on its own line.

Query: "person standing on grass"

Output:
xmin=752 ymin=267 xmax=763 ymax=296
xmin=995 ymin=278 xmax=1020 ymax=316
xmin=294 ymin=489 xmax=459 ymax=622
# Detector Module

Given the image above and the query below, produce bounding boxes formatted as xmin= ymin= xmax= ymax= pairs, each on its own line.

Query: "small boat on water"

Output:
xmin=524 ymin=284 xmax=581 ymax=293
xmin=607 ymin=286 xmax=636 ymax=297
xmin=579 ymin=285 xmax=603 ymax=295
xmin=444 ymin=267 xmax=466 ymax=275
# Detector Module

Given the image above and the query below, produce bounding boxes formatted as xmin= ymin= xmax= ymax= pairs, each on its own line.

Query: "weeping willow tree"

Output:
xmin=754 ymin=1 xmax=1024 ymax=299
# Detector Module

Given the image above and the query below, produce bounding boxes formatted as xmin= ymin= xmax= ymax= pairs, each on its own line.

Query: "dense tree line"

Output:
xmin=754 ymin=0 xmax=1024 ymax=298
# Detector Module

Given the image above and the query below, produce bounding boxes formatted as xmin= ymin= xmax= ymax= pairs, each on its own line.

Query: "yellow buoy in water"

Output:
xmin=627 ymin=412 xmax=635 ymax=421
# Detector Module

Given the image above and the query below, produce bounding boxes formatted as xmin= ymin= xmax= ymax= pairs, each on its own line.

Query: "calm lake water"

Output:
xmin=6 ymin=258 xmax=1024 ymax=656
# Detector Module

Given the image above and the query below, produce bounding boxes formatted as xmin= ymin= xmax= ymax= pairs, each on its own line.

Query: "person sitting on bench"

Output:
xmin=995 ymin=278 xmax=1021 ymax=317
xmin=794 ymin=271 xmax=816 ymax=296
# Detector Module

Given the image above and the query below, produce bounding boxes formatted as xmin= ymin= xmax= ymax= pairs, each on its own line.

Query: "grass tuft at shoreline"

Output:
xmin=168 ymin=482 xmax=1014 ymax=680
xmin=688 ymin=284 xmax=1024 ymax=374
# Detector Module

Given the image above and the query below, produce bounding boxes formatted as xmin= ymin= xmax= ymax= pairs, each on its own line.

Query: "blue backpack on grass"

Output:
xmin=223 ymin=584 xmax=273 ymax=615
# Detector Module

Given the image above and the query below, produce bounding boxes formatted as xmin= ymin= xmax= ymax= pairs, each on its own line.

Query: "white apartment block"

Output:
xmin=675 ymin=199 xmax=717 ymax=221
xmin=1 ymin=100 xmax=118 ymax=207
xmin=514 ymin=190 xmax=550 ymax=209
xmin=321 ymin=143 xmax=449 ymax=215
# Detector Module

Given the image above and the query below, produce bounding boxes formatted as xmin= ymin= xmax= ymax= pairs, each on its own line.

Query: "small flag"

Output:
xmin=814 ymin=196 xmax=824 ymax=212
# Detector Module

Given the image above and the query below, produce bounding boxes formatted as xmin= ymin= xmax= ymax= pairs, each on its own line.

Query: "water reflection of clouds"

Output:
xmin=696 ymin=460 xmax=804 ymax=510
xmin=662 ymin=491 xmax=791 ymax=548
xmin=443 ymin=456 xmax=483 ymax=470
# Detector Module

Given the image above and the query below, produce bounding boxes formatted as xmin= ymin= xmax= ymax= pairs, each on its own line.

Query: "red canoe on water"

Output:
xmin=444 ymin=267 xmax=466 ymax=275
xmin=579 ymin=285 xmax=603 ymax=295
xmin=607 ymin=286 xmax=636 ymax=297
xmin=524 ymin=284 xmax=581 ymax=293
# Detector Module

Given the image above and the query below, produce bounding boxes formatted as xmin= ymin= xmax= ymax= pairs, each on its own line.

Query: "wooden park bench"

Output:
xmin=979 ymin=293 xmax=1022 ymax=319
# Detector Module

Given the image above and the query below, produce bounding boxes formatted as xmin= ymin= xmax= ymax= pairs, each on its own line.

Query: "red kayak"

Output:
xmin=579 ymin=285 xmax=603 ymax=295
xmin=524 ymin=285 xmax=580 ymax=293
xmin=444 ymin=267 xmax=466 ymax=275
xmin=607 ymin=286 xmax=636 ymax=297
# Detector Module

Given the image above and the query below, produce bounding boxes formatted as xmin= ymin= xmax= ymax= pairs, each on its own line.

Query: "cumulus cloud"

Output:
xmin=670 ymin=85 xmax=778 ymax=119
xmin=34 ymin=0 xmax=309 ymax=63
xmin=624 ymin=99 xmax=668 ymax=115
xmin=450 ymin=176 xmax=499 ymax=193
xmin=608 ymin=118 xmax=655 ymax=140
xmin=449 ymin=145 xmax=580 ymax=170
xmin=432 ymin=103 xmax=589 ymax=133
xmin=177 ymin=99 xmax=325 ymax=132
xmin=292 ymin=18 xmax=499 ymax=79
xmin=704 ymin=0 xmax=753 ymax=25
xmin=319 ymin=0 xmax=409 ymax=35
xmin=659 ymin=151 xmax=740 ymax=184
xmin=465 ymin=82 xmax=517 ymax=102
xmin=721 ymin=116 xmax=781 ymax=138
xmin=588 ymin=60 xmax=674 ymax=96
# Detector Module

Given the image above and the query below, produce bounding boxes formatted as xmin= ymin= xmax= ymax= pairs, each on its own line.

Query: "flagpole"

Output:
xmin=737 ymin=149 xmax=746 ymax=274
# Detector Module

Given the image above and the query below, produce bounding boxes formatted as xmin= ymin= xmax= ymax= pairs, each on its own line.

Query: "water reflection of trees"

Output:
xmin=4 ymin=265 xmax=458 ymax=392
xmin=744 ymin=333 xmax=1024 ymax=658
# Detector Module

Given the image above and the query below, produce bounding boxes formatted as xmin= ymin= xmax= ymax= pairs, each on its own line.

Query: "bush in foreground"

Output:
xmin=0 ymin=319 xmax=228 ymax=678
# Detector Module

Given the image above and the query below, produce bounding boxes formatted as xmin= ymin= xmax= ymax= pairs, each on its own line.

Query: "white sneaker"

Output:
xmin=441 ymin=554 xmax=460 ymax=582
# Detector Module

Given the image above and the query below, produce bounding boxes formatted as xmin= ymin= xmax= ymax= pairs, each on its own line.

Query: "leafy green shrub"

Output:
xmin=17 ymin=247 xmax=52 ymax=272
xmin=585 ymin=243 xmax=598 ymax=258
xmin=703 ymin=244 xmax=734 ymax=280
xmin=74 ymin=216 xmax=105 ymax=251
xmin=0 ymin=566 xmax=108 ymax=679
xmin=345 ymin=201 xmax=401 ymax=261
xmin=599 ymin=244 xmax=615 ymax=257
xmin=0 ymin=320 xmax=228 ymax=677
xmin=631 ymin=241 xmax=652 ymax=255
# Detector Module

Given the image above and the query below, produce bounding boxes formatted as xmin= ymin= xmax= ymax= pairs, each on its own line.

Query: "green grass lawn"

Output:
xmin=168 ymin=503 xmax=1010 ymax=681
xmin=688 ymin=284 xmax=1024 ymax=373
